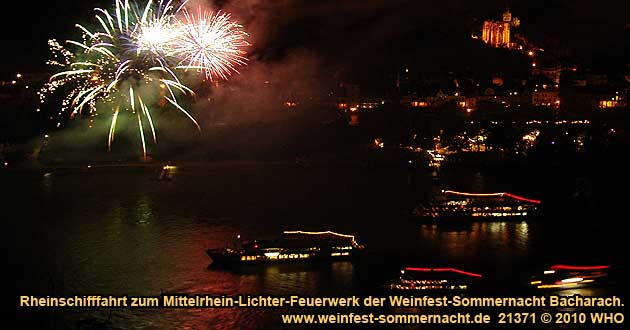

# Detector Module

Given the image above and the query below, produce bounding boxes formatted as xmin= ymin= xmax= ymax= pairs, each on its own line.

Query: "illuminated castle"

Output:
xmin=481 ymin=9 xmax=520 ymax=48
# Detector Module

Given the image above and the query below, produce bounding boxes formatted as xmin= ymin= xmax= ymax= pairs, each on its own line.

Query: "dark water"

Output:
xmin=5 ymin=162 xmax=625 ymax=329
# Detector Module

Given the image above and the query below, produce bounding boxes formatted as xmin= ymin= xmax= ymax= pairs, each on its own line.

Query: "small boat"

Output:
xmin=529 ymin=265 xmax=611 ymax=290
xmin=206 ymin=230 xmax=364 ymax=266
xmin=387 ymin=267 xmax=483 ymax=291
xmin=154 ymin=165 xmax=176 ymax=181
xmin=409 ymin=189 xmax=541 ymax=221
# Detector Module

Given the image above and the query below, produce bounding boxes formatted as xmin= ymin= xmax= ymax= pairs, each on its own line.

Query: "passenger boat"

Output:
xmin=410 ymin=190 xmax=541 ymax=221
xmin=206 ymin=230 xmax=364 ymax=265
xmin=387 ymin=267 xmax=483 ymax=291
xmin=529 ymin=265 xmax=610 ymax=290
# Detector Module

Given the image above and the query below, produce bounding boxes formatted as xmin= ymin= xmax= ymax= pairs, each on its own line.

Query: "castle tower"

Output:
xmin=503 ymin=0 xmax=512 ymax=22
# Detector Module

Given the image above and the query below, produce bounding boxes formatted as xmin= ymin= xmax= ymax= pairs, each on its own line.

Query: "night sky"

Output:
xmin=1 ymin=0 xmax=628 ymax=78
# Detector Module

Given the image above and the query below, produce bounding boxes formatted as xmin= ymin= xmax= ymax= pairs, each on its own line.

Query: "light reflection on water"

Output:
xmin=416 ymin=221 xmax=531 ymax=266
xmin=5 ymin=165 xmax=623 ymax=329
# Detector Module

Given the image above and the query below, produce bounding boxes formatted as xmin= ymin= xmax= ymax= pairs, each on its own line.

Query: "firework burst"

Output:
xmin=39 ymin=0 xmax=249 ymax=159
xmin=172 ymin=8 xmax=250 ymax=81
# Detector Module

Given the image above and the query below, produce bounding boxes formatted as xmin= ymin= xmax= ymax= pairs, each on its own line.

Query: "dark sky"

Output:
xmin=1 ymin=0 xmax=628 ymax=78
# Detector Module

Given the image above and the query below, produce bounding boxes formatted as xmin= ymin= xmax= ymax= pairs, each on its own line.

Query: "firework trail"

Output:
xmin=39 ymin=0 xmax=249 ymax=159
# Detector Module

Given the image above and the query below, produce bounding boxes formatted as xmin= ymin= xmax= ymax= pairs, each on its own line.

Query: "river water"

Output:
xmin=5 ymin=161 xmax=625 ymax=329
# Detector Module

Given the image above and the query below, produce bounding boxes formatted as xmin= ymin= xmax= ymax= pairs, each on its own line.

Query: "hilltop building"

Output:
xmin=481 ymin=9 xmax=520 ymax=48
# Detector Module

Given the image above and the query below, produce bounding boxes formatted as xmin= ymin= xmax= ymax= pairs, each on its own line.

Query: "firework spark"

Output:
xmin=39 ymin=0 xmax=249 ymax=158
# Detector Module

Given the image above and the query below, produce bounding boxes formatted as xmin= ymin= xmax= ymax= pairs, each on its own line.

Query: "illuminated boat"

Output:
xmin=529 ymin=265 xmax=610 ymax=290
xmin=206 ymin=231 xmax=364 ymax=265
xmin=387 ymin=267 xmax=482 ymax=291
xmin=410 ymin=190 xmax=541 ymax=221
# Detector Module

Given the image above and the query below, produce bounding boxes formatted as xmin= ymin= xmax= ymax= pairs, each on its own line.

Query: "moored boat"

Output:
xmin=206 ymin=230 xmax=364 ymax=265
